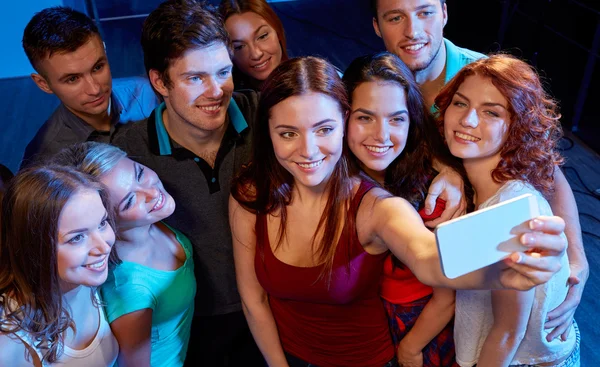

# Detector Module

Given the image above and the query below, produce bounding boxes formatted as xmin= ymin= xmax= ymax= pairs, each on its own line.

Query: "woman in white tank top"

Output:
xmin=0 ymin=166 xmax=119 ymax=366
xmin=435 ymin=55 xmax=580 ymax=367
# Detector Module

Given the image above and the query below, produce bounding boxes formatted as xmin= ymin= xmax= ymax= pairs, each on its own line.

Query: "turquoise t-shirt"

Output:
xmin=100 ymin=223 xmax=196 ymax=367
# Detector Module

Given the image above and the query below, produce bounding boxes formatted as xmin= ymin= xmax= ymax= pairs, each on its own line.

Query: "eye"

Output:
xmin=218 ymin=69 xmax=232 ymax=78
xmin=452 ymin=100 xmax=467 ymax=108
xmin=233 ymin=44 xmax=245 ymax=51
xmin=280 ymin=131 xmax=297 ymax=139
xmin=356 ymin=115 xmax=372 ymax=122
xmin=188 ymin=76 xmax=202 ymax=83
xmin=419 ymin=11 xmax=434 ymax=17
xmin=317 ymin=127 xmax=334 ymax=135
xmin=387 ymin=15 xmax=402 ymax=23
xmin=390 ymin=116 xmax=407 ymax=123
xmin=99 ymin=218 xmax=108 ymax=229
xmin=485 ymin=110 xmax=500 ymax=117
xmin=137 ymin=166 xmax=145 ymax=182
xmin=93 ymin=63 xmax=104 ymax=72
xmin=66 ymin=76 xmax=79 ymax=84
xmin=257 ymin=32 xmax=269 ymax=41
xmin=67 ymin=234 xmax=85 ymax=244
xmin=123 ymin=195 xmax=135 ymax=211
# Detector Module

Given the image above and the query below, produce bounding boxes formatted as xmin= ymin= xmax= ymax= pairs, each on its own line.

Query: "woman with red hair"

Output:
xmin=436 ymin=54 xmax=580 ymax=367
xmin=219 ymin=0 xmax=288 ymax=90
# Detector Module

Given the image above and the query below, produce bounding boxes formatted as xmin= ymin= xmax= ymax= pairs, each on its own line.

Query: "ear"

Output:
xmin=373 ymin=17 xmax=382 ymax=39
xmin=149 ymin=69 xmax=169 ymax=99
xmin=31 ymin=73 xmax=53 ymax=94
xmin=442 ymin=2 xmax=448 ymax=27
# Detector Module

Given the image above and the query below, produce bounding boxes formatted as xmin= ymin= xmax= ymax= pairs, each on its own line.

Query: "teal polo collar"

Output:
xmin=443 ymin=38 xmax=461 ymax=85
xmin=154 ymin=97 xmax=249 ymax=156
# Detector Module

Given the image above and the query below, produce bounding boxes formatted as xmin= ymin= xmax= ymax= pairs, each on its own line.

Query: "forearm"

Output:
xmin=242 ymin=299 xmax=289 ymax=367
xmin=551 ymin=169 xmax=588 ymax=272
xmin=398 ymin=288 xmax=455 ymax=354
xmin=477 ymin=327 xmax=524 ymax=367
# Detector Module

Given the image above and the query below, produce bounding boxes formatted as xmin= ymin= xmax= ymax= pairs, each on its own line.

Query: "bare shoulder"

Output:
xmin=0 ymin=332 xmax=40 ymax=367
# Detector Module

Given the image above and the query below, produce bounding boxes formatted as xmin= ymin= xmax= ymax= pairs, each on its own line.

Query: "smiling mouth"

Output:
xmin=252 ymin=58 xmax=270 ymax=69
xmin=365 ymin=145 xmax=391 ymax=153
xmin=84 ymin=257 xmax=107 ymax=269
xmin=297 ymin=159 xmax=324 ymax=169
xmin=402 ymin=43 xmax=427 ymax=52
xmin=150 ymin=191 xmax=164 ymax=212
xmin=455 ymin=131 xmax=481 ymax=142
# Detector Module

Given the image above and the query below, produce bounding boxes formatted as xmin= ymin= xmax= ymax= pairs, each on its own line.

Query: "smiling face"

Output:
xmin=153 ymin=43 xmax=234 ymax=134
xmin=225 ymin=11 xmax=283 ymax=82
xmin=100 ymin=158 xmax=175 ymax=231
xmin=373 ymin=0 xmax=447 ymax=73
xmin=269 ymin=92 xmax=345 ymax=191
xmin=56 ymin=189 xmax=115 ymax=292
xmin=347 ymin=81 xmax=410 ymax=182
xmin=32 ymin=35 xmax=112 ymax=123
xmin=444 ymin=74 xmax=511 ymax=166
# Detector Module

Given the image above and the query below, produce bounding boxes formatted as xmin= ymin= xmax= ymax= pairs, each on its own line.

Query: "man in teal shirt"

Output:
xmin=370 ymin=0 xmax=588 ymax=344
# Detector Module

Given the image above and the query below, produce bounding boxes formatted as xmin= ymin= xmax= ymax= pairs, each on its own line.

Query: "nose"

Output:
xmin=404 ymin=16 xmax=422 ymax=40
xmin=461 ymin=108 xmax=479 ymax=128
xmin=90 ymin=227 xmax=114 ymax=256
xmin=374 ymin=120 xmax=390 ymax=142
xmin=249 ymin=43 xmax=264 ymax=61
xmin=299 ymin=133 xmax=319 ymax=159
xmin=205 ymin=77 xmax=224 ymax=99
xmin=83 ymin=74 xmax=101 ymax=96
xmin=139 ymin=185 xmax=160 ymax=203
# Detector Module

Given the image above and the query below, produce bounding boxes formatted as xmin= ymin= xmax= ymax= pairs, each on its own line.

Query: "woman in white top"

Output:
xmin=435 ymin=54 xmax=579 ymax=367
xmin=0 ymin=165 xmax=119 ymax=367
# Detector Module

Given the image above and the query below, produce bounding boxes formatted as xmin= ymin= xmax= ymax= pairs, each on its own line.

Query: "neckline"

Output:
xmin=62 ymin=293 xmax=103 ymax=357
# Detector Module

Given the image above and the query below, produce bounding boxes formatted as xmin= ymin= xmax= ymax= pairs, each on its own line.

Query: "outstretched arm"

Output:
xmin=110 ymin=309 xmax=153 ymax=367
xmin=229 ymin=195 xmax=289 ymax=367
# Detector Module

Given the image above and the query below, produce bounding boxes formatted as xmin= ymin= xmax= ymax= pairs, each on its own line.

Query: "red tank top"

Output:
xmin=255 ymin=181 xmax=394 ymax=367
xmin=380 ymin=198 xmax=446 ymax=304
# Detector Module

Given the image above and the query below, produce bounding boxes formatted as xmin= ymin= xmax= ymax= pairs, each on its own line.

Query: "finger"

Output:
xmin=545 ymin=317 xmax=572 ymax=342
xmin=545 ymin=309 xmax=574 ymax=329
xmin=520 ymin=232 xmax=567 ymax=254
xmin=567 ymin=275 xmax=581 ymax=286
xmin=560 ymin=325 xmax=573 ymax=341
xmin=502 ymin=253 xmax=559 ymax=289
xmin=528 ymin=216 xmax=566 ymax=235
xmin=425 ymin=204 xmax=458 ymax=227
xmin=423 ymin=190 xmax=441 ymax=216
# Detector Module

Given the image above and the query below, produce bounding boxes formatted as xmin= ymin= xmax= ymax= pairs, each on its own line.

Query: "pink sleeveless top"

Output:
xmin=254 ymin=180 xmax=394 ymax=367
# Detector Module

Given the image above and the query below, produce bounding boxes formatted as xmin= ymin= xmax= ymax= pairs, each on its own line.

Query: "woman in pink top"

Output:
xmin=229 ymin=56 xmax=568 ymax=367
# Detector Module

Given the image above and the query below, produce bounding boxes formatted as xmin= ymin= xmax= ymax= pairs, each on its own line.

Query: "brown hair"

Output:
xmin=435 ymin=54 xmax=564 ymax=196
xmin=232 ymin=56 xmax=353 ymax=279
xmin=0 ymin=165 xmax=115 ymax=363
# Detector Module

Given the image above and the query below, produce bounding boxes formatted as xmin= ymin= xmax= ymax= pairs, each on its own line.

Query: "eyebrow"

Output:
xmin=117 ymin=161 xmax=137 ymax=208
xmin=63 ymin=212 xmax=108 ymax=236
xmin=352 ymin=108 xmax=408 ymax=117
xmin=455 ymin=92 xmax=508 ymax=109
xmin=382 ymin=4 xmax=433 ymax=18
xmin=180 ymin=64 xmax=233 ymax=77
xmin=232 ymin=24 xmax=270 ymax=43
xmin=58 ymin=56 xmax=107 ymax=81
xmin=274 ymin=119 xmax=336 ymax=130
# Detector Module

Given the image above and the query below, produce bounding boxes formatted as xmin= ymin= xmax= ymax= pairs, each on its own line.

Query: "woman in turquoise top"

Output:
xmin=53 ymin=142 xmax=196 ymax=367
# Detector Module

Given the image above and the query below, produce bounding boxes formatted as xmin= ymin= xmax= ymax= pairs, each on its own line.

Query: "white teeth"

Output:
xmin=404 ymin=43 xmax=425 ymax=51
xmin=152 ymin=192 xmax=163 ymax=211
xmin=455 ymin=132 xmax=480 ymax=142
xmin=86 ymin=258 xmax=106 ymax=269
xmin=200 ymin=105 xmax=220 ymax=112
xmin=298 ymin=160 xmax=323 ymax=169
xmin=253 ymin=60 xmax=269 ymax=69
xmin=366 ymin=146 xmax=391 ymax=153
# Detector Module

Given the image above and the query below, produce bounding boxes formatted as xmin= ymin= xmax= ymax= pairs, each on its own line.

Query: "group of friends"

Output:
xmin=0 ymin=0 xmax=589 ymax=366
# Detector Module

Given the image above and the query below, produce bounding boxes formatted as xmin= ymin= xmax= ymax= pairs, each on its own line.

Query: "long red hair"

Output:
xmin=435 ymin=54 xmax=563 ymax=196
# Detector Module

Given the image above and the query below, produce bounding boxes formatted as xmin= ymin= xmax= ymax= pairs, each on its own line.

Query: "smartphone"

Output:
xmin=434 ymin=193 xmax=540 ymax=279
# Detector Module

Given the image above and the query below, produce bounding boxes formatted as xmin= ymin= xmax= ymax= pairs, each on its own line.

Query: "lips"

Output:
xmin=296 ymin=158 xmax=324 ymax=170
xmin=197 ymin=102 xmax=222 ymax=115
xmin=401 ymin=42 xmax=428 ymax=54
xmin=83 ymin=256 xmax=107 ymax=271
xmin=251 ymin=57 xmax=271 ymax=70
xmin=150 ymin=191 xmax=165 ymax=212
xmin=365 ymin=145 xmax=392 ymax=154
xmin=86 ymin=92 xmax=107 ymax=106
xmin=454 ymin=131 xmax=481 ymax=142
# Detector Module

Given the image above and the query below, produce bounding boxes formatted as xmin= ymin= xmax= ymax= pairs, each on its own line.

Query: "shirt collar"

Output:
xmin=443 ymin=38 xmax=461 ymax=85
xmin=154 ymin=97 xmax=249 ymax=156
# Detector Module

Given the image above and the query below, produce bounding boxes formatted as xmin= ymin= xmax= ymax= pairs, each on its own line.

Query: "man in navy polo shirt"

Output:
xmin=113 ymin=1 xmax=262 ymax=366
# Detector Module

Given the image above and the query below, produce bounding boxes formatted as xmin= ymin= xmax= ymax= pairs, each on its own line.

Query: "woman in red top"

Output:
xmin=343 ymin=53 xmax=463 ymax=367
xmin=229 ymin=56 xmax=568 ymax=367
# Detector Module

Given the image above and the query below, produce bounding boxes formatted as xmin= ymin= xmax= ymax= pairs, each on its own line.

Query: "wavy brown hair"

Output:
xmin=435 ymin=54 xmax=563 ymax=196
xmin=0 ymin=165 xmax=114 ymax=363
xmin=343 ymin=52 xmax=465 ymax=208
xmin=232 ymin=56 xmax=352 ymax=279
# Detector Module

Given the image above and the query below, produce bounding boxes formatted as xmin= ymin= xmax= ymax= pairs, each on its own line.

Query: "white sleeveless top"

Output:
xmin=5 ymin=292 xmax=119 ymax=367
xmin=454 ymin=181 xmax=576 ymax=366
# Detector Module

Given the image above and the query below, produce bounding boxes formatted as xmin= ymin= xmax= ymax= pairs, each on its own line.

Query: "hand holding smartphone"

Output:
xmin=434 ymin=194 xmax=540 ymax=279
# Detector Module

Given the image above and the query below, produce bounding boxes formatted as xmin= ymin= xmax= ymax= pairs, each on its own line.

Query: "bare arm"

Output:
xmin=396 ymin=288 xmax=456 ymax=367
xmin=546 ymin=168 xmax=588 ymax=340
xmin=362 ymin=192 xmax=567 ymax=290
xmin=110 ymin=309 xmax=153 ymax=367
xmin=229 ymin=195 xmax=289 ymax=367
xmin=424 ymin=160 xmax=467 ymax=227
xmin=477 ymin=289 xmax=534 ymax=367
